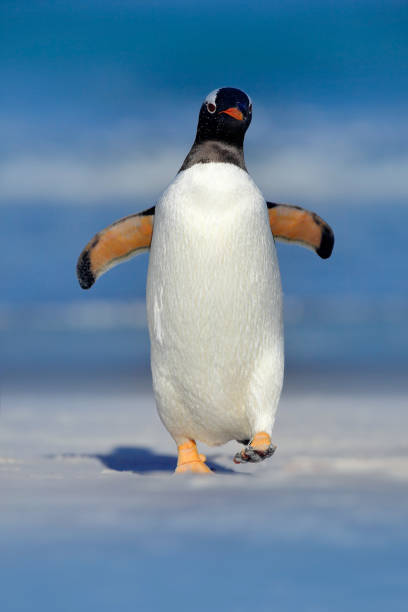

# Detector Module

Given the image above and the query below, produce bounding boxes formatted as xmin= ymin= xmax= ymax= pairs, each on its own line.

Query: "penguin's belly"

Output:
xmin=146 ymin=164 xmax=283 ymax=446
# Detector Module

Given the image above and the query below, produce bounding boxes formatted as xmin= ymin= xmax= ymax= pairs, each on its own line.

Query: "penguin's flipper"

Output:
xmin=267 ymin=202 xmax=334 ymax=259
xmin=77 ymin=206 xmax=155 ymax=289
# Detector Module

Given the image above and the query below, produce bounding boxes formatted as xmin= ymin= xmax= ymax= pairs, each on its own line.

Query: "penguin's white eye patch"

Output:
xmin=207 ymin=102 xmax=216 ymax=113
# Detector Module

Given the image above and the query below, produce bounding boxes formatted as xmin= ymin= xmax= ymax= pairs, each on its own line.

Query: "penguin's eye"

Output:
xmin=207 ymin=102 xmax=216 ymax=114
xmin=248 ymin=103 xmax=252 ymax=114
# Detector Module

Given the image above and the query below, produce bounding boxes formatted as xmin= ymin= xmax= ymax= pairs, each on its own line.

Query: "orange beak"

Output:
xmin=220 ymin=107 xmax=244 ymax=121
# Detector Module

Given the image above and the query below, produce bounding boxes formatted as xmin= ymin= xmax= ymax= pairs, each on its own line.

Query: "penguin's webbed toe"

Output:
xmin=175 ymin=439 xmax=213 ymax=474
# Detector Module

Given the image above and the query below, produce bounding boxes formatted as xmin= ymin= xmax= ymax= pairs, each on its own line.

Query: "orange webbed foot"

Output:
xmin=175 ymin=440 xmax=213 ymax=474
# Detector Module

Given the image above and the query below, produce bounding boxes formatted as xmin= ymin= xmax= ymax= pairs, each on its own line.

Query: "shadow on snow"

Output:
xmin=94 ymin=446 xmax=237 ymax=474
xmin=49 ymin=446 xmax=237 ymax=474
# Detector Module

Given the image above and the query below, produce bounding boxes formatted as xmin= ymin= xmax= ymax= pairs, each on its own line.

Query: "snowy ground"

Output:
xmin=1 ymin=372 xmax=408 ymax=612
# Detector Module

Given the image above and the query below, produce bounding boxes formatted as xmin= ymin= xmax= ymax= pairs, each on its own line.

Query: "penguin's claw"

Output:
xmin=233 ymin=431 xmax=277 ymax=464
xmin=233 ymin=445 xmax=276 ymax=464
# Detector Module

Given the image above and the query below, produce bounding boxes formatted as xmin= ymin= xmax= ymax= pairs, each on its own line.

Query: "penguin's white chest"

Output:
xmin=146 ymin=163 xmax=284 ymax=446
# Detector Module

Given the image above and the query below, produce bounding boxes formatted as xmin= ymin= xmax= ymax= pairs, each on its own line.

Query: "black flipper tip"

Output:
xmin=316 ymin=224 xmax=335 ymax=259
xmin=77 ymin=250 xmax=95 ymax=289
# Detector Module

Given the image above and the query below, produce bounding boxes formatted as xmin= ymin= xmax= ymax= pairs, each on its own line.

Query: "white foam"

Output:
xmin=1 ymin=114 xmax=407 ymax=205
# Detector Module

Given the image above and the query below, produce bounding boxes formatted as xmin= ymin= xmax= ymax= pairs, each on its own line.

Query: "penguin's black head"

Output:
xmin=195 ymin=87 xmax=252 ymax=147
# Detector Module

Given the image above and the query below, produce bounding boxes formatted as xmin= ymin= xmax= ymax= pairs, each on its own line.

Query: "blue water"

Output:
xmin=2 ymin=203 xmax=407 ymax=373
xmin=2 ymin=1 xmax=407 ymax=373
xmin=3 ymin=203 xmax=407 ymax=303
xmin=3 ymin=1 xmax=408 ymax=116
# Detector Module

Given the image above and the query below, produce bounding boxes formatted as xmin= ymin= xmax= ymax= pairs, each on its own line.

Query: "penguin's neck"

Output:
xmin=179 ymin=139 xmax=247 ymax=173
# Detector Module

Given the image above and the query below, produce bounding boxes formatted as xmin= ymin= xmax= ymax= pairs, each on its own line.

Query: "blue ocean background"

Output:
xmin=1 ymin=3 xmax=408 ymax=611
xmin=3 ymin=203 xmax=408 ymax=376
xmin=2 ymin=1 xmax=407 ymax=377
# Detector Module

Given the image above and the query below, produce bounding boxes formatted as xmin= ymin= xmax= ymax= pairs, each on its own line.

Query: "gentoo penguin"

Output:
xmin=77 ymin=87 xmax=334 ymax=474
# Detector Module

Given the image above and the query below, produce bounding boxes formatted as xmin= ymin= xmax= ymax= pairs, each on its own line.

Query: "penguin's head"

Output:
xmin=195 ymin=87 xmax=252 ymax=147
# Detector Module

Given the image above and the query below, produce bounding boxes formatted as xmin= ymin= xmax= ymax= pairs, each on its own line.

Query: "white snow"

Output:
xmin=1 ymin=375 xmax=408 ymax=541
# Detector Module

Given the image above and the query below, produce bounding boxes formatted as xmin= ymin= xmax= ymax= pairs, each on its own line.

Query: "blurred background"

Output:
xmin=2 ymin=0 xmax=407 ymax=379
xmin=1 ymin=2 xmax=407 ymax=611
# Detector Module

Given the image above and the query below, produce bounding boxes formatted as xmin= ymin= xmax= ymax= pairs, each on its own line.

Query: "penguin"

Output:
xmin=77 ymin=87 xmax=334 ymax=474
